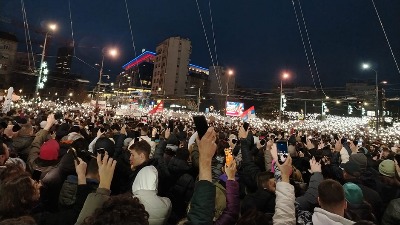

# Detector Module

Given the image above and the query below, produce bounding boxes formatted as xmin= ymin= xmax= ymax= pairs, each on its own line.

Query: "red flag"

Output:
xmin=149 ymin=101 xmax=164 ymax=114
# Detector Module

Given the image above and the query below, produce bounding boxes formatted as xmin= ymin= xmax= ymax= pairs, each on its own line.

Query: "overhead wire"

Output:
xmin=20 ymin=0 xmax=35 ymax=72
xmin=194 ymin=0 xmax=223 ymax=94
xmin=370 ymin=0 xmax=400 ymax=76
xmin=68 ymin=0 xmax=76 ymax=56
xmin=297 ymin=0 xmax=327 ymax=97
xmin=290 ymin=0 xmax=318 ymax=91
xmin=123 ymin=0 xmax=144 ymax=89
xmin=208 ymin=0 xmax=219 ymax=66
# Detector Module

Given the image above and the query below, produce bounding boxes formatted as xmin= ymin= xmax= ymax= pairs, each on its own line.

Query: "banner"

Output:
xmin=149 ymin=101 xmax=164 ymax=114
xmin=226 ymin=101 xmax=244 ymax=117
xmin=91 ymin=100 xmax=107 ymax=109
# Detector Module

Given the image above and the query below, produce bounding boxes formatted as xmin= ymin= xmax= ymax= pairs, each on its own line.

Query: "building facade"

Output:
xmin=54 ymin=46 xmax=74 ymax=77
xmin=0 ymin=31 xmax=18 ymax=89
xmin=151 ymin=37 xmax=192 ymax=96
xmin=208 ymin=65 xmax=235 ymax=96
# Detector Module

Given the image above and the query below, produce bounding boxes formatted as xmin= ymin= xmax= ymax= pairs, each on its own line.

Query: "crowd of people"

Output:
xmin=0 ymin=105 xmax=399 ymax=225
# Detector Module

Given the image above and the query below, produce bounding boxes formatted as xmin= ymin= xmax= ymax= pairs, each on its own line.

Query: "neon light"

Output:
xmin=122 ymin=51 xmax=156 ymax=70
xmin=189 ymin=64 xmax=208 ymax=71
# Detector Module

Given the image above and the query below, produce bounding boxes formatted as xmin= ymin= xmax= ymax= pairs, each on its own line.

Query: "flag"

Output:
xmin=241 ymin=106 xmax=255 ymax=121
xmin=149 ymin=101 xmax=164 ymax=114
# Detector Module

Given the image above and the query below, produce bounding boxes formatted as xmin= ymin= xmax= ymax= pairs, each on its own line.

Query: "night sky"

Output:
xmin=1 ymin=0 xmax=400 ymax=93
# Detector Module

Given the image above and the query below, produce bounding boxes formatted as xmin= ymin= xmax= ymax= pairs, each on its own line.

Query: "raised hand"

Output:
xmin=276 ymin=155 xmax=292 ymax=183
xmin=97 ymin=152 xmax=117 ymax=190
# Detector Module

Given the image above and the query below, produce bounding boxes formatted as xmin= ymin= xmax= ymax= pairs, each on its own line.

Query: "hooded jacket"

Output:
xmin=132 ymin=165 xmax=171 ymax=225
xmin=312 ymin=207 xmax=354 ymax=225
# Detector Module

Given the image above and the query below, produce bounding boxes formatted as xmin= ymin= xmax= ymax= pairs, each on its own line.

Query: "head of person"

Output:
xmin=94 ymin=137 xmax=115 ymax=157
xmin=81 ymin=194 xmax=149 ymax=225
xmin=0 ymin=141 xmax=10 ymax=166
xmin=110 ymin=123 xmax=121 ymax=134
xmin=341 ymin=161 xmax=362 ymax=179
xmin=236 ymin=208 xmax=273 ymax=225
xmin=129 ymin=140 xmax=151 ymax=168
xmin=318 ymin=179 xmax=347 ymax=217
xmin=257 ymin=171 xmax=276 ymax=192
xmin=0 ymin=165 xmax=41 ymax=219
xmin=140 ymin=124 xmax=149 ymax=136
xmin=349 ymin=140 xmax=359 ymax=152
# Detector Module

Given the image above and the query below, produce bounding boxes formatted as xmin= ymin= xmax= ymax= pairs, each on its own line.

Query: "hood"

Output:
xmin=312 ymin=207 xmax=354 ymax=225
xmin=132 ymin=165 xmax=158 ymax=193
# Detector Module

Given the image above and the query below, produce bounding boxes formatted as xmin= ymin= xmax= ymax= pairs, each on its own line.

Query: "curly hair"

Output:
xmin=0 ymin=165 xmax=38 ymax=219
xmin=82 ymin=194 xmax=149 ymax=225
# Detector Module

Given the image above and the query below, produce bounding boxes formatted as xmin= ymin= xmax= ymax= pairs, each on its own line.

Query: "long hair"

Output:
xmin=0 ymin=165 xmax=38 ymax=219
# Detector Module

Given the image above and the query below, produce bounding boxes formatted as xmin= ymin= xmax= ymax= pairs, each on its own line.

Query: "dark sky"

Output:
xmin=1 ymin=0 xmax=400 ymax=92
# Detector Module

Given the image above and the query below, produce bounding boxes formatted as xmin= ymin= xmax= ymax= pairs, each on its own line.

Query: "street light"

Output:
xmin=362 ymin=63 xmax=379 ymax=134
xmin=35 ymin=23 xmax=57 ymax=95
xmin=96 ymin=47 xmax=118 ymax=111
xmin=226 ymin=69 xmax=234 ymax=104
xmin=190 ymin=85 xmax=202 ymax=112
xmin=279 ymin=72 xmax=289 ymax=123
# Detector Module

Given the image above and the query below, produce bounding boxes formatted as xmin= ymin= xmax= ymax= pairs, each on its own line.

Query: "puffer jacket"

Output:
xmin=12 ymin=135 xmax=34 ymax=161
xmin=214 ymin=180 xmax=240 ymax=225
xmin=132 ymin=165 xmax=171 ymax=225
xmin=58 ymin=175 xmax=99 ymax=209
xmin=382 ymin=198 xmax=400 ymax=225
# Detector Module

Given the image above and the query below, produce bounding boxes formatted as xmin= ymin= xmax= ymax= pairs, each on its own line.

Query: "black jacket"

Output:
xmin=241 ymin=189 xmax=276 ymax=214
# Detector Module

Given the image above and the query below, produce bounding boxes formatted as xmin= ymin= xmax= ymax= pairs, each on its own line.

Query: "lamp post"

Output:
xmin=96 ymin=48 xmax=118 ymax=111
xmin=362 ymin=63 xmax=379 ymax=134
xmin=225 ymin=69 xmax=234 ymax=115
xmin=35 ymin=23 xmax=57 ymax=95
xmin=279 ymin=73 xmax=289 ymax=123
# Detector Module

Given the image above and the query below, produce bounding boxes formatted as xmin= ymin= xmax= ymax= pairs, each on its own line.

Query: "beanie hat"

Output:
xmin=343 ymin=182 xmax=363 ymax=204
xmin=340 ymin=161 xmax=361 ymax=177
xmin=349 ymin=153 xmax=367 ymax=170
xmin=379 ymin=160 xmax=395 ymax=177
xmin=39 ymin=139 xmax=60 ymax=161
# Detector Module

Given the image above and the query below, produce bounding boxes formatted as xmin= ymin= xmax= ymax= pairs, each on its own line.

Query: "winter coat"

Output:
xmin=58 ymin=175 xmax=98 ymax=209
xmin=382 ymin=198 xmax=400 ymax=225
xmin=12 ymin=135 xmax=34 ymax=161
xmin=273 ymin=182 xmax=296 ymax=225
xmin=312 ymin=207 xmax=354 ymax=225
xmin=132 ymin=165 xmax=171 ymax=225
xmin=345 ymin=202 xmax=376 ymax=223
xmin=186 ymin=180 xmax=216 ymax=225
xmin=214 ymin=180 xmax=240 ymax=225
xmin=27 ymin=129 xmax=55 ymax=174
xmin=296 ymin=172 xmax=323 ymax=211
xmin=76 ymin=188 xmax=111 ymax=225
xmin=239 ymin=136 xmax=261 ymax=193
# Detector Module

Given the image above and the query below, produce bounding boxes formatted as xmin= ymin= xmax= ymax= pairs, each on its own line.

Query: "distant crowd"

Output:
xmin=0 ymin=107 xmax=399 ymax=225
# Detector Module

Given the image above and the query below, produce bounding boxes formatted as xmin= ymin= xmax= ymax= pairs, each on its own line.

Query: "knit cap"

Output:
xmin=39 ymin=139 xmax=60 ymax=161
xmin=343 ymin=182 xmax=363 ymax=204
xmin=379 ymin=160 xmax=395 ymax=177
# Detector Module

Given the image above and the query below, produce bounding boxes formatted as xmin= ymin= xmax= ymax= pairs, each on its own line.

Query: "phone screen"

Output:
xmin=192 ymin=116 xmax=208 ymax=140
xmin=168 ymin=120 xmax=174 ymax=130
xmin=276 ymin=140 xmax=288 ymax=163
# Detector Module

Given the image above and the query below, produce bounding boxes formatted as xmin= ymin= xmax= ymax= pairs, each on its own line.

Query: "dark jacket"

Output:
xmin=31 ymin=184 xmax=93 ymax=225
xmin=238 ymin=134 xmax=261 ymax=193
xmin=58 ymin=175 xmax=99 ymax=210
xmin=296 ymin=172 xmax=323 ymax=211
xmin=345 ymin=201 xmax=377 ymax=223
xmin=382 ymin=198 xmax=400 ymax=225
xmin=12 ymin=135 xmax=34 ymax=161
xmin=186 ymin=180 xmax=216 ymax=225
xmin=241 ymin=189 xmax=276 ymax=214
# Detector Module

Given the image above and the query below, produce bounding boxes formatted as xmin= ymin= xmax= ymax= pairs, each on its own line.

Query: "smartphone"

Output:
xmin=192 ymin=115 xmax=209 ymax=140
xmin=260 ymin=139 xmax=266 ymax=146
xmin=301 ymin=135 xmax=307 ymax=144
xmin=32 ymin=169 xmax=42 ymax=181
xmin=243 ymin=122 xmax=249 ymax=131
xmin=168 ymin=120 xmax=174 ymax=130
xmin=97 ymin=148 xmax=106 ymax=156
xmin=276 ymin=140 xmax=288 ymax=164
xmin=70 ymin=147 xmax=80 ymax=164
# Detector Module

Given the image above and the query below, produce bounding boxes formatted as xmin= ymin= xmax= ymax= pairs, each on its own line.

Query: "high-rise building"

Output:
xmin=0 ymin=31 xmax=18 ymax=88
xmin=55 ymin=46 xmax=73 ymax=77
xmin=118 ymin=50 xmax=156 ymax=90
xmin=151 ymin=37 xmax=191 ymax=96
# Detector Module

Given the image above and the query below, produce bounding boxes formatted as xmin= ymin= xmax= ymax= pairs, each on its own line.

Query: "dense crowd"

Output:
xmin=0 ymin=105 xmax=399 ymax=225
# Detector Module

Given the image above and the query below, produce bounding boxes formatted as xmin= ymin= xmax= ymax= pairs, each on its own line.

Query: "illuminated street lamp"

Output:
xmin=35 ymin=23 xmax=57 ymax=95
xmin=279 ymin=72 xmax=289 ymax=123
xmin=362 ymin=63 xmax=379 ymax=134
xmin=96 ymin=47 xmax=118 ymax=111
xmin=226 ymin=69 xmax=234 ymax=103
